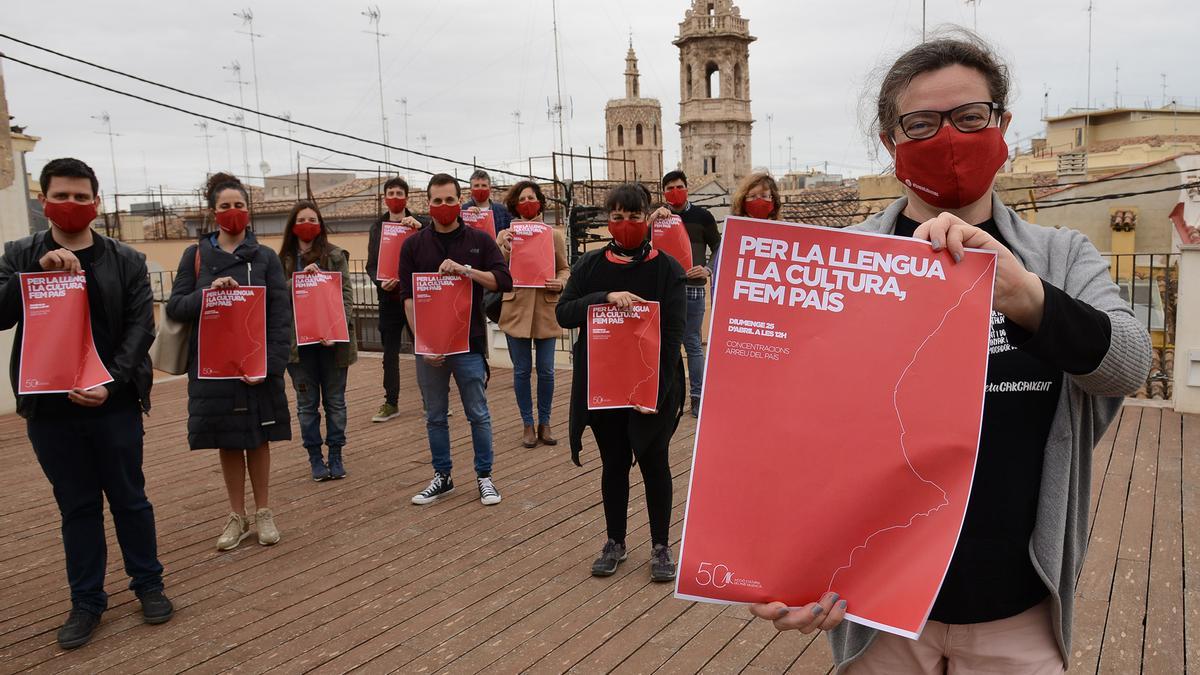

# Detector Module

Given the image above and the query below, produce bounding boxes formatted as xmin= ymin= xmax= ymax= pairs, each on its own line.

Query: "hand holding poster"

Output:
xmin=292 ymin=271 xmax=350 ymax=345
xmin=676 ymin=217 xmax=996 ymax=639
xmin=198 ymin=286 xmax=268 ymax=379
xmin=587 ymin=301 xmax=661 ymax=411
xmin=376 ymin=221 xmax=417 ymax=281
xmin=18 ymin=271 xmax=113 ymax=394
xmin=509 ymin=220 xmax=556 ymax=288
xmin=412 ymin=272 xmax=472 ymax=356
xmin=462 ymin=209 xmax=496 ymax=238
xmin=651 ymin=215 xmax=693 ymax=270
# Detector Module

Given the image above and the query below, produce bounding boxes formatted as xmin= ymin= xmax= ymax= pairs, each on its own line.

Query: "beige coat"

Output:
xmin=499 ymin=226 xmax=570 ymax=339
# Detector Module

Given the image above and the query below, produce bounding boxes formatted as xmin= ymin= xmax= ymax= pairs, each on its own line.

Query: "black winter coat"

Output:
xmin=0 ymin=230 xmax=155 ymax=419
xmin=166 ymin=231 xmax=292 ymax=449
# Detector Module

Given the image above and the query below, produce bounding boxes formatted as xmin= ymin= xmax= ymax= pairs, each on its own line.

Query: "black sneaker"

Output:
xmin=591 ymin=539 xmax=627 ymax=577
xmin=139 ymin=590 xmax=174 ymax=625
xmin=690 ymin=396 xmax=700 ymax=418
xmin=57 ymin=608 xmax=101 ymax=649
xmin=650 ymin=544 xmax=677 ymax=582
xmin=411 ymin=472 xmax=454 ymax=505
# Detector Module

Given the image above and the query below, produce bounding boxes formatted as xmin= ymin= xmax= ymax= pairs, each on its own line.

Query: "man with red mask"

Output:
xmin=463 ymin=169 xmax=513 ymax=234
xmin=398 ymin=173 xmax=513 ymax=507
xmin=653 ymin=170 xmax=720 ymax=417
xmin=0 ymin=158 xmax=171 ymax=648
xmin=366 ymin=176 xmax=428 ymax=423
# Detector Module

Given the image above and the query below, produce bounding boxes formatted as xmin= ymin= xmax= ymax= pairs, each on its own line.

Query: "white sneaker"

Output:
xmin=255 ymin=507 xmax=280 ymax=545
xmin=216 ymin=513 xmax=250 ymax=551
xmin=478 ymin=477 xmax=502 ymax=506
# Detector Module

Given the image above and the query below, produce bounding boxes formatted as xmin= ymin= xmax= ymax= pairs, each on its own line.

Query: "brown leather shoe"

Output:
xmin=538 ymin=424 xmax=558 ymax=446
xmin=522 ymin=425 xmax=538 ymax=448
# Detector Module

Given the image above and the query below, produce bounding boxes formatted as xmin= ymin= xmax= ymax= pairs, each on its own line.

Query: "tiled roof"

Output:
xmin=1085 ymin=134 xmax=1200 ymax=154
xmin=1169 ymin=203 xmax=1200 ymax=245
xmin=779 ymin=184 xmax=870 ymax=228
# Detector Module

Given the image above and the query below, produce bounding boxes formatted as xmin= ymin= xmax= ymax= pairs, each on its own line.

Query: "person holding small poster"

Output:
xmin=746 ymin=35 xmax=1152 ymax=674
xmin=279 ymin=201 xmax=357 ymax=482
xmin=0 ymin=158 xmax=172 ymax=648
xmin=365 ymin=177 xmax=428 ymax=424
xmin=494 ymin=181 xmax=570 ymax=448
xmin=463 ymin=169 xmax=512 ymax=234
xmin=555 ymin=183 xmax=686 ymax=582
xmin=398 ymin=173 xmax=513 ymax=507
xmin=167 ymin=172 xmax=292 ymax=552
xmin=650 ymin=170 xmax=720 ymax=418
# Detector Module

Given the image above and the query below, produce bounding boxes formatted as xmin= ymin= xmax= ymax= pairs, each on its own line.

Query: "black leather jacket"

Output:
xmin=0 ymin=229 xmax=155 ymax=418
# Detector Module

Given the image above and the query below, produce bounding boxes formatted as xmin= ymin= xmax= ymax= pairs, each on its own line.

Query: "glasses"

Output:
xmin=896 ymin=101 xmax=1002 ymax=141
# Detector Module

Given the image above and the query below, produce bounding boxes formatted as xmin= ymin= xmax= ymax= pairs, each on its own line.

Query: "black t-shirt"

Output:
xmin=673 ymin=203 xmax=720 ymax=285
xmin=36 ymin=241 xmax=134 ymax=418
xmin=893 ymin=213 xmax=1111 ymax=623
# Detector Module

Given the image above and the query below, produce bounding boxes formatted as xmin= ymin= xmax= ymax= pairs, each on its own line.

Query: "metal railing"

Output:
xmin=1102 ymin=252 xmax=1177 ymax=400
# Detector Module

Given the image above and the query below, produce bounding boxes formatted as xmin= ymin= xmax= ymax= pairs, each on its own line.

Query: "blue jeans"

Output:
xmin=286 ymin=345 xmax=349 ymax=452
xmin=415 ymin=352 xmax=493 ymax=477
xmin=684 ymin=286 xmax=707 ymax=399
xmin=505 ymin=335 xmax=556 ymax=426
xmin=29 ymin=403 xmax=164 ymax=615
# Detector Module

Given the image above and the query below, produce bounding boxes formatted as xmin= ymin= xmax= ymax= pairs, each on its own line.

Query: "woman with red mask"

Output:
xmin=166 ymin=172 xmax=293 ymax=551
xmin=555 ymin=183 xmax=686 ymax=582
xmin=494 ymin=181 xmax=570 ymax=448
xmin=278 ymin=201 xmax=357 ymax=482
xmin=731 ymin=172 xmax=782 ymax=221
xmin=748 ymin=34 xmax=1151 ymax=674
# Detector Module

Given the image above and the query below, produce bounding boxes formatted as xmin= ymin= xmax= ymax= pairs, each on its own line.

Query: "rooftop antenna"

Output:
xmin=362 ymin=6 xmax=391 ymax=167
xmin=1113 ymin=62 xmax=1120 ymax=109
xmin=1083 ymin=1 xmax=1094 ymax=148
xmin=1161 ymin=73 xmax=1168 ymax=107
xmin=396 ymin=97 xmax=413 ymax=173
xmin=417 ymin=133 xmax=429 ymax=171
xmin=234 ymin=9 xmax=269 ymax=177
xmin=194 ymin=120 xmax=213 ymax=175
xmin=512 ymin=110 xmax=524 ymax=161
xmin=766 ymin=113 xmax=774 ymax=174
xmin=280 ymin=112 xmax=296 ymax=175
xmin=965 ymin=0 xmax=979 ymax=31
xmin=549 ymin=0 xmax=567 ymax=169
xmin=223 ymin=61 xmax=252 ymax=179
xmin=91 ymin=112 xmax=120 ymax=211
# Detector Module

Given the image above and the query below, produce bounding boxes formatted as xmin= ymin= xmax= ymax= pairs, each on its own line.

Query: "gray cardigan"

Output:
xmin=827 ymin=196 xmax=1153 ymax=670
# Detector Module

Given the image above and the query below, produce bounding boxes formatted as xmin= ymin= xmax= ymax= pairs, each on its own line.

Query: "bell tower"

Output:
xmin=674 ymin=0 xmax=754 ymax=186
xmin=604 ymin=41 xmax=664 ymax=182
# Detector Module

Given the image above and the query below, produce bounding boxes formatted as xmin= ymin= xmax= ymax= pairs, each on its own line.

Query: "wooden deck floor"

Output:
xmin=0 ymin=359 xmax=1194 ymax=674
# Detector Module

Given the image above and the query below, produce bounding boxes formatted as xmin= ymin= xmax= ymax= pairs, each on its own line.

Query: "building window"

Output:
xmin=632 ymin=79 xmax=639 ymax=97
xmin=686 ymin=67 xmax=693 ymax=99
xmin=734 ymin=63 xmax=743 ymax=98
xmin=636 ymin=124 xmax=644 ymax=145
xmin=703 ymin=157 xmax=709 ymax=174
xmin=1074 ymin=127 xmax=1083 ymax=147
xmin=712 ymin=155 xmax=718 ymax=173
xmin=653 ymin=124 xmax=658 ymax=145
xmin=617 ymin=125 xmax=624 ymax=147
xmin=706 ymin=62 xmax=720 ymax=98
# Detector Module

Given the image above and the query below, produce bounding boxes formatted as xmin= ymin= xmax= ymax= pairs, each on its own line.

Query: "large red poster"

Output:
xmin=376 ymin=221 xmax=417 ymax=281
xmin=586 ymin=301 xmax=661 ymax=411
xmin=462 ymin=209 xmax=496 ymax=239
xmin=411 ymin=272 xmax=472 ymax=356
xmin=652 ymin=215 xmax=693 ymax=269
xmin=509 ymin=220 xmax=556 ymax=288
xmin=292 ymin=271 xmax=350 ymax=345
xmin=17 ymin=271 xmax=113 ymax=394
xmin=676 ymin=217 xmax=996 ymax=639
xmin=197 ymin=286 xmax=268 ymax=379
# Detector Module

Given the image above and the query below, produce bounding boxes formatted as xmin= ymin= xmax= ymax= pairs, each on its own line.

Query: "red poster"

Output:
xmin=462 ymin=209 xmax=496 ymax=238
xmin=197 ymin=286 xmax=268 ymax=379
xmin=411 ymin=272 xmax=472 ymax=356
xmin=586 ymin=302 xmax=661 ymax=411
xmin=676 ymin=217 xmax=996 ymax=639
xmin=292 ymin=271 xmax=350 ymax=345
xmin=652 ymin=215 xmax=694 ymax=269
xmin=509 ymin=220 xmax=556 ymax=288
xmin=376 ymin=221 xmax=417 ymax=281
xmin=17 ymin=271 xmax=113 ymax=394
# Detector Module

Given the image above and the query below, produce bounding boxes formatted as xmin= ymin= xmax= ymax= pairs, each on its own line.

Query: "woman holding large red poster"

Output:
xmin=494 ymin=181 xmax=570 ymax=448
xmin=555 ymin=183 xmax=686 ymax=583
xmin=279 ymin=201 xmax=357 ymax=482
xmin=747 ymin=33 xmax=1152 ymax=674
xmin=166 ymin=172 xmax=293 ymax=552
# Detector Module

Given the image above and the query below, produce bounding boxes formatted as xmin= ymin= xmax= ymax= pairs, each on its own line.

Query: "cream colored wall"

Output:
xmin=0 ymin=135 xmax=38 ymax=414
xmin=1046 ymin=112 xmax=1200 ymax=149
xmin=1011 ymin=141 xmax=1200 ymax=175
xmin=1174 ymin=245 xmax=1200 ymax=414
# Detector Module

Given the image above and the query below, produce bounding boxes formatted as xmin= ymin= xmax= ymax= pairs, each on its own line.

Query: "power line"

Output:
xmin=0 ymin=32 xmax=552 ymax=183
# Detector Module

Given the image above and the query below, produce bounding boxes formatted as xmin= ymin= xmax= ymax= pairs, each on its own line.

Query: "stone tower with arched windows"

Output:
xmin=605 ymin=42 xmax=663 ymax=182
xmin=675 ymin=0 xmax=754 ymax=187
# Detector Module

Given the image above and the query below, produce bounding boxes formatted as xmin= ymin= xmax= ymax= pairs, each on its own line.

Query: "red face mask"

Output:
xmin=664 ymin=186 xmax=688 ymax=209
xmin=429 ymin=203 xmax=462 ymax=227
xmin=894 ymin=126 xmax=1009 ymax=210
xmin=608 ymin=219 xmax=649 ymax=250
xmin=471 ymin=187 xmax=491 ymax=204
xmin=516 ymin=200 xmax=542 ymax=219
xmin=215 ymin=208 xmax=250 ymax=235
xmin=44 ymin=200 xmax=97 ymax=234
xmin=293 ymin=221 xmax=322 ymax=243
xmin=744 ymin=197 xmax=775 ymax=220
xmin=385 ymin=196 xmax=407 ymax=214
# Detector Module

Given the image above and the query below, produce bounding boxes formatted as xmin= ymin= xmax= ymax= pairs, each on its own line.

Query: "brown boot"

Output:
xmin=522 ymin=425 xmax=538 ymax=448
xmin=538 ymin=424 xmax=558 ymax=446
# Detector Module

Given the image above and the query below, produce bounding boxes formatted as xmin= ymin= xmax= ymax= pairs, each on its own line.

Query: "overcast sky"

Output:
xmin=3 ymin=0 xmax=1198 ymax=206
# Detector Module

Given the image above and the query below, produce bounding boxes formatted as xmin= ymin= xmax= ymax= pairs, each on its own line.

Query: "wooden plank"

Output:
xmin=1183 ymin=412 xmax=1200 ymax=670
xmin=1144 ymin=410 xmax=1185 ymax=673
